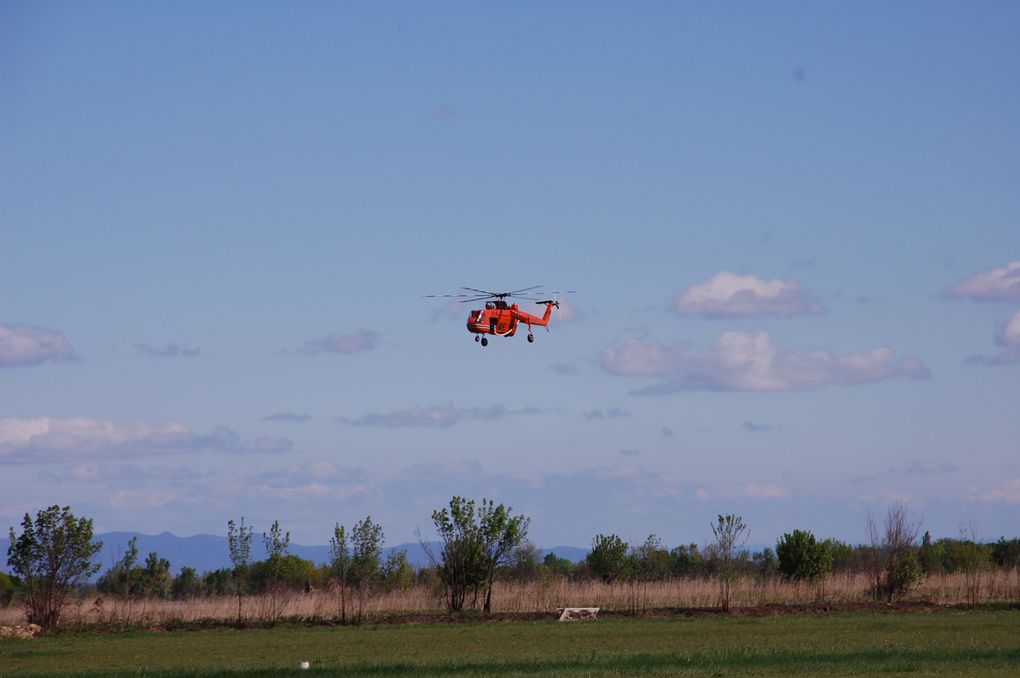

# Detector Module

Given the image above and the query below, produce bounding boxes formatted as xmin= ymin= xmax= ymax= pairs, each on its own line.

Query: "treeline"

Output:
xmin=5 ymin=501 xmax=1020 ymax=628
xmin=539 ymin=531 xmax=1020 ymax=582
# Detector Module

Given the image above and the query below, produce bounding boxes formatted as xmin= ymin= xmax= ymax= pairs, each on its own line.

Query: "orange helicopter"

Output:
xmin=425 ymin=286 xmax=575 ymax=347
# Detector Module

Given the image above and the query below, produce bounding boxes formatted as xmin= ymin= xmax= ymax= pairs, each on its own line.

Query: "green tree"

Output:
xmin=328 ymin=523 xmax=351 ymax=622
xmin=947 ymin=525 xmax=991 ymax=608
xmin=504 ymin=542 xmax=542 ymax=582
xmin=262 ymin=520 xmax=291 ymax=621
xmin=381 ymin=550 xmax=415 ymax=592
xmin=425 ymin=496 xmax=529 ymax=613
xmin=542 ymin=552 xmax=575 ymax=579
xmin=991 ymin=537 xmax=1020 ymax=569
xmin=776 ymin=530 xmax=832 ymax=581
xmin=0 ymin=571 xmax=16 ymax=608
xmin=6 ymin=505 xmax=102 ymax=628
xmin=227 ymin=517 xmax=253 ymax=623
xmin=754 ymin=547 xmax=779 ymax=577
xmin=96 ymin=536 xmax=140 ymax=599
xmin=670 ymin=543 xmax=706 ymax=578
xmin=917 ymin=531 xmax=946 ymax=575
xmin=140 ymin=551 xmax=172 ymax=599
xmin=202 ymin=568 xmax=233 ymax=596
xmin=172 ymin=566 xmax=201 ymax=600
xmin=586 ymin=533 xmax=629 ymax=583
xmin=477 ymin=500 xmax=529 ymax=613
xmin=348 ymin=516 xmax=384 ymax=621
xmin=250 ymin=554 xmax=315 ymax=592
xmin=711 ymin=514 xmax=749 ymax=611
xmin=632 ymin=534 xmax=672 ymax=581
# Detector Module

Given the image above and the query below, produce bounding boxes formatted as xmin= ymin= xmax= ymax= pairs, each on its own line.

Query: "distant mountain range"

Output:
xmin=0 ymin=532 xmax=589 ymax=578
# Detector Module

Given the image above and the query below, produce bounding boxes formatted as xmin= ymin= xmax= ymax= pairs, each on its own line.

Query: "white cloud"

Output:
xmin=674 ymin=272 xmax=823 ymax=318
xmin=966 ymin=309 xmax=1020 ymax=366
xmin=0 ymin=417 xmax=292 ymax=464
xmin=298 ymin=329 xmax=379 ymax=355
xmin=600 ymin=331 xmax=930 ymax=393
xmin=598 ymin=338 xmax=686 ymax=377
xmin=109 ymin=488 xmax=181 ymax=510
xmin=742 ymin=483 xmax=791 ymax=499
xmin=949 ymin=260 xmax=1020 ymax=302
xmin=975 ymin=478 xmax=1020 ymax=503
xmin=0 ymin=324 xmax=75 ymax=367
xmin=1001 ymin=309 xmax=1020 ymax=345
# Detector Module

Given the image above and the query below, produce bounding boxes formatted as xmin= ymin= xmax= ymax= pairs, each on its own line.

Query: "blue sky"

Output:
xmin=2 ymin=2 xmax=1018 ymax=551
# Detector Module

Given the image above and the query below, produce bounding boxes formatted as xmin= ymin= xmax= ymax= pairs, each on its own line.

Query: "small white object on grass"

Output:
xmin=300 ymin=661 xmax=310 ymax=669
xmin=557 ymin=607 xmax=599 ymax=621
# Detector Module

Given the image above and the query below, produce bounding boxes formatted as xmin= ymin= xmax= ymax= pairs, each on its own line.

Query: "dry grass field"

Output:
xmin=2 ymin=569 xmax=1017 ymax=627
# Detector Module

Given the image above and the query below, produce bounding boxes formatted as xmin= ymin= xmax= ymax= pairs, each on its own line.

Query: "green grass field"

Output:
xmin=2 ymin=610 xmax=1019 ymax=677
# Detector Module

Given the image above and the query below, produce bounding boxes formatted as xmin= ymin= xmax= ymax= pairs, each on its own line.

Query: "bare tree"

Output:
xmin=956 ymin=522 xmax=989 ymax=608
xmin=866 ymin=502 xmax=921 ymax=601
xmin=711 ymin=514 xmax=748 ymax=611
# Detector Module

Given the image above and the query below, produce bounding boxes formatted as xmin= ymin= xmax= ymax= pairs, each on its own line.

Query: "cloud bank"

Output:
xmin=0 ymin=417 xmax=292 ymax=464
xmin=261 ymin=413 xmax=312 ymax=423
xmin=674 ymin=272 xmax=823 ymax=318
xmin=949 ymin=260 xmax=1020 ymax=302
xmin=0 ymin=324 xmax=75 ymax=367
xmin=133 ymin=343 xmax=200 ymax=358
xmin=338 ymin=404 xmax=545 ymax=428
xmin=599 ymin=331 xmax=929 ymax=393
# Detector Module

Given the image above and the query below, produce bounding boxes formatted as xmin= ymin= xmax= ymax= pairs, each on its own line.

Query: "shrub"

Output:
xmin=776 ymin=530 xmax=832 ymax=581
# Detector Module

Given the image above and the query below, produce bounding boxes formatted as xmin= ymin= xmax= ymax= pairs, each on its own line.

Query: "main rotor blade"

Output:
xmin=460 ymin=287 xmax=500 ymax=296
xmin=508 ymin=285 xmax=543 ymax=295
xmin=459 ymin=295 xmax=493 ymax=304
xmin=422 ymin=293 xmax=474 ymax=298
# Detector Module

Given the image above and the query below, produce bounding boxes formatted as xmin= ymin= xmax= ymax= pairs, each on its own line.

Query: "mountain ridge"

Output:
xmin=0 ymin=532 xmax=588 ymax=577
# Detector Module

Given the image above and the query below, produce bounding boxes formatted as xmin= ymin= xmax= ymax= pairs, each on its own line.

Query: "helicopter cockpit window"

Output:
xmin=485 ymin=302 xmax=495 ymax=310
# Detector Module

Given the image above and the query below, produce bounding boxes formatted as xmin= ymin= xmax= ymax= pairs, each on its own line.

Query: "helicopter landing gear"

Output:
xmin=480 ymin=337 xmax=488 ymax=347
xmin=527 ymin=333 xmax=535 ymax=343
xmin=474 ymin=335 xmax=480 ymax=342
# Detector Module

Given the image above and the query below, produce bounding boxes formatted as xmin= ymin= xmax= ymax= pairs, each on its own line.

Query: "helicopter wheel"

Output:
xmin=527 ymin=333 xmax=534 ymax=343
xmin=480 ymin=337 xmax=488 ymax=347
xmin=474 ymin=335 xmax=480 ymax=342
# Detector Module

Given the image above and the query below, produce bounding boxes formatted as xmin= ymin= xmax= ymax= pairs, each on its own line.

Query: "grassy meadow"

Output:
xmin=2 ymin=609 xmax=1020 ymax=677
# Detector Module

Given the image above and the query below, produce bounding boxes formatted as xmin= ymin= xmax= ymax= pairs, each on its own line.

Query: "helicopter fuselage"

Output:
xmin=466 ymin=301 xmax=554 ymax=342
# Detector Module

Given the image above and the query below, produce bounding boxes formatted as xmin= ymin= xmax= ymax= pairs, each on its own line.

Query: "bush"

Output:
xmin=6 ymin=505 xmax=102 ymax=628
xmin=586 ymin=534 xmax=629 ymax=583
xmin=0 ymin=571 xmax=16 ymax=607
xmin=776 ymin=530 xmax=832 ymax=581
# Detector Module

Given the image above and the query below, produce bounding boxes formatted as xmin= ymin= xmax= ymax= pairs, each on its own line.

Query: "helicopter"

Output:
xmin=424 ymin=286 xmax=575 ymax=347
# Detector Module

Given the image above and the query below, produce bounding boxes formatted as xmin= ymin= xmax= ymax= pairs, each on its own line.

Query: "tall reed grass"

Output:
xmin=1 ymin=569 xmax=1016 ymax=627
